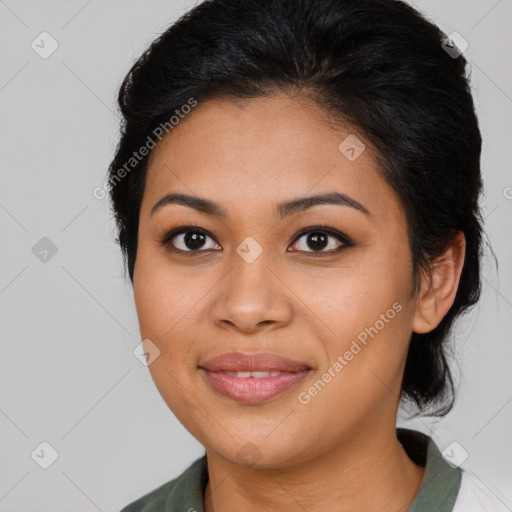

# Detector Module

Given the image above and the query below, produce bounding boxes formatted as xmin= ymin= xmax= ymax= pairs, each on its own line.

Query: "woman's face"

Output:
xmin=133 ymin=94 xmax=419 ymax=467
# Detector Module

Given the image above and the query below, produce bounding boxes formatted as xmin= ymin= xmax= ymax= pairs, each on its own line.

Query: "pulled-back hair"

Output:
xmin=108 ymin=0 xmax=484 ymax=415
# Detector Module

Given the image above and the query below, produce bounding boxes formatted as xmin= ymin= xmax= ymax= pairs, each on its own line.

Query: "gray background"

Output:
xmin=0 ymin=0 xmax=511 ymax=510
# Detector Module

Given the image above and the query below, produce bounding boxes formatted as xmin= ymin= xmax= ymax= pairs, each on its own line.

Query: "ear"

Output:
xmin=412 ymin=232 xmax=466 ymax=334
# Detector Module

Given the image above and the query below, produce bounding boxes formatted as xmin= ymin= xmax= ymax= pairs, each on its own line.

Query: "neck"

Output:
xmin=203 ymin=422 xmax=425 ymax=512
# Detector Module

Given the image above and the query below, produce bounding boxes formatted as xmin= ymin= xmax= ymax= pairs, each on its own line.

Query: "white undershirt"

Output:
xmin=453 ymin=470 xmax=512 ymax=512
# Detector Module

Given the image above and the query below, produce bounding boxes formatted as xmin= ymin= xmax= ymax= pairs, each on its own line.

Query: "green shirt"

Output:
xmin=120 ymin=428 xmax=461 ymax=512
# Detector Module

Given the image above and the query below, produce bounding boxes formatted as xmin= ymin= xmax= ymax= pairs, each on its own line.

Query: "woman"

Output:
xmin=108 ymin=0 xmax=509 ymax=510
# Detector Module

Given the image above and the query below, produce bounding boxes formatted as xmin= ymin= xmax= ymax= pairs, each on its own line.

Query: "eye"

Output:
xmin=160 ymin=226 xmax=221 ymax=252
xmin=159 ymin=224 xmax=353 ymax=256
xmin=288 ymin=225 xmax=352 ymax=255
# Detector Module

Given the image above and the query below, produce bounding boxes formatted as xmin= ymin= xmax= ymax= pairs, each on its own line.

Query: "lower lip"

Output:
xmin=201 ymin=369 xmax=311 ymax=404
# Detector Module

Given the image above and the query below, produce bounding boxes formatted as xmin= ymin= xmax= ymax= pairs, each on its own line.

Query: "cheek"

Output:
xmin=301 ymin=250 xmax=415 ymax=392
xmin=144 ymin=356 xmax=211 ymax=446
xmin=133 ymin=248 xmax=203 ymax=340
xmin=133 ymin=248 xmax=217 ymax=403
xmin=133 ymin=255 xmax=207 ymax=426
xmin=295 ymin=292 xmax=412 ymax=432
xmin=303 ymin=258 xmax=411 ymax=340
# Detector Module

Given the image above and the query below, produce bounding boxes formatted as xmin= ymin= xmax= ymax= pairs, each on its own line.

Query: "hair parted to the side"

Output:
xmin=108 ymin=0 xmax=484 ymax=416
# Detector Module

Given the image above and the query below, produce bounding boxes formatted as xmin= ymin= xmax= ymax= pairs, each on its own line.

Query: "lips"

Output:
xmin=199 ymin=352 xmax=312 ymax=404
xmin=200 ymin=352 xmax=311 ymax=372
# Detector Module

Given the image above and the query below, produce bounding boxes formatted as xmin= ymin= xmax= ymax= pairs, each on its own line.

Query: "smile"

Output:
xmin=201 ymin=368 xmax=311 ymax=404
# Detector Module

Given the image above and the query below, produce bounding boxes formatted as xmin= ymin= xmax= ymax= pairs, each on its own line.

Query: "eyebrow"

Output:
xmin=150 ymin=191 xmax=370 ymax=219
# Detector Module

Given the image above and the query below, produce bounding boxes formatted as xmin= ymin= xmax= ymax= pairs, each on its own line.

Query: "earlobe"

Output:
xmin=412 ymin=232 xmax=466 ymax=334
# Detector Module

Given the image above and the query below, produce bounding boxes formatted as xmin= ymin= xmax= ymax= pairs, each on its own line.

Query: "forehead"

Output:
xmin=143 ymin=94 xmax=398 ymax=220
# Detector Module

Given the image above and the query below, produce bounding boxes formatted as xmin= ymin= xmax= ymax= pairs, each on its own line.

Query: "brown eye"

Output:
xmin=160 ymin=227 xmax=221 ymax=252
xmin=288 ymin=226 xmax=353 ymax=255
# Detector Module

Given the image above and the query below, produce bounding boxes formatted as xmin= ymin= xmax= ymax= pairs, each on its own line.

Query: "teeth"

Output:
xmin=224 ymin=370 xmax=283 ymax=378
xmin=251 ymin=371 xmax=270 ymax=378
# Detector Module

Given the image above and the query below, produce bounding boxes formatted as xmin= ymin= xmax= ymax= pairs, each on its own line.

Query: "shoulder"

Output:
xmin=119 ymin=477 xmax=179 ymax=512
xmin=453 ymin=469 xmax=511 ymax=512
xmin=118 ymin=455 xmax=207 ymax=512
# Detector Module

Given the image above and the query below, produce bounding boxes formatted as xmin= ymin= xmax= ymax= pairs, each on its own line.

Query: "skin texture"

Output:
xmin=133 ymin=93 xmax=465 ymax=512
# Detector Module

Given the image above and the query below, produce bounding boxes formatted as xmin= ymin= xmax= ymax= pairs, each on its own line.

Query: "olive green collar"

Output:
xmin=398 ymin=428 xmax=461 ymax=511
xmin=122 ymin=428 xmax=461 ymax=512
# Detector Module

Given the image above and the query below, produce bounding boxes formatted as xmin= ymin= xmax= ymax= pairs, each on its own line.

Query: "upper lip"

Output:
xmin=199 ymin=352 xmax=312 ymax=372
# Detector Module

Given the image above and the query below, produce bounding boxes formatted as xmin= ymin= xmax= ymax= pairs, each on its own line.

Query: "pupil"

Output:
xmin=185 ymin=232 xmax=206 ymax=249
xmin=182 ymin=232 xmax=329 ymax=251
xmin=308 ymin=232 xmax=327 ymax=251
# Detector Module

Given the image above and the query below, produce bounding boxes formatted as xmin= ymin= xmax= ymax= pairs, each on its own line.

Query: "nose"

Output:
xmin=210 ymin=249 xmax=294 ymax=334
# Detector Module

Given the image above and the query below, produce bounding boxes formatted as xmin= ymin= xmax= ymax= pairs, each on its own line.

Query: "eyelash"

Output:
xmin=158 ymin=224 xmax=354 ymax=257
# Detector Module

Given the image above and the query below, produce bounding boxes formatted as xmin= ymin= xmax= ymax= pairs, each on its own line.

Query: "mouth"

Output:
xmin=199 ymin=352 xmax=313 ymax=404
